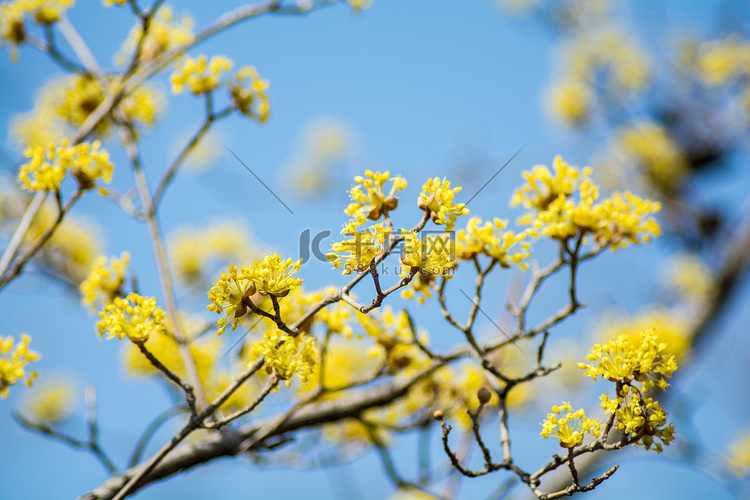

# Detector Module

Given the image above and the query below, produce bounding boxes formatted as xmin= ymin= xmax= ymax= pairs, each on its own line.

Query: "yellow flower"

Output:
xmin=24 ymin=377 xmax=76 ymax=424
xmin=546 ymin=77 xmax=592 ymax=127
xmin=595 ymin=307 xmax=692 ymax=361
xmin=79 ymin=252 xmax=130 ymax=312
xmin=171 ymin=54 xmax=233 ymax=95
xmin=418 ymin=177 xmax=469 ymax=231
xmin=228 ymin=66 xmax=270 ymax=122
xmin=540 ymin=402 xmax=601 ymax=448
xmin=18 ymin=139 xmax=113 ymax=192
xmin=327 ymin=220 xmax=390 ymax=275
xmin=97 ymin=293 xmax=166 ymax=344
xmin=346 ymin=0 xmax=372 ymax=10
xmin=599 ymin=385 xmax=675 ymax=453
xmin=510 ymin=155 xmax=587 ymax=212
xmin=116 ymin=4 xmax=193 ymax=64
xmin=401 ymin=230 xmax=456 ymax=278
xmin=455 ymin=217 xmax=530 ymax=268
xmin=345 ymin=170 xmax=407 ymax=221
xmin=9 ymin=106 xmax=66 ymax=150
xmin=726 ymin=429 xmax=750 ymax=477
xmin=358 ymin=307 xmax=425 ymax=372
xmin=616 ymin=121 xmax=687 ymax=190
xmin=664 ymin=253 xmax=715 ymax=304
xmin=0 ymin=334 xmax=39 ymax=398
xmin=207 ymin=264 xmax=260 ymax=336
xmin=579 ymin=327 xmax=678 ymax=392
xmin=207 ymin=254 xmax=302 ymax=334
xmin=248 ymin=253 xmax=304 ymax=297
xmin=0 ymin=3 xmax=26 ymax=49
xmin=513 ymin=156 xmax=661 ymax=248
xmin=248 ymin=328 xmax=318 ymax=388
xmin=696 ymin=35 xmax=750 ymax=86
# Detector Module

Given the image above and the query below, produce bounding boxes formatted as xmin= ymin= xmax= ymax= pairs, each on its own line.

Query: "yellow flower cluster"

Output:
xmin=24 ymin=377 xmax=75 ymax=424
xmin=546 ymin=27 xmax=649 ymax=126
xmin=10 ymin=75 xmax=161 ymax=147
xmin=418 ymin=177 xmax=470 ymax=231
xmin=168 ymin=219 xmax=259 ymax=286
xmin=546 ymin=78 xmax=592 ymax=127
xmin=345 ymin=170 xmax=407 ymax=221
xmin=79 ymin=252 xmax=130 ymax=312
xmin=97 ymin=293 xmax=166 ymax=344
xmin=579 ymin=327 xmax=677 ymax=391
xmin=401 ymin=230 xmax=457 ymax=278
xmin=301 ymin=338 xmax=377 ymax=394
xmin=207 ymin=255 xmax=303 ymax=335
xmin=615 ymin=121 xmax=687 ymax=190
xmin=513 ymin=156 xmax=661 ymax=249
xmin=726 ymin=429 xmax=750 ymax=477
xmin=327 ymin=219 xmax=390 ymax=275
xmin=248 ymin=328 xmax=318 ymax=388
xmin=595 ymin=307 xmax=691 ymax=361
xmin=171 ymin=54 xmax=233 ymax=95
xmin=103 ymin=0 xmax=127 ymax=6
xmin=346 ymin=0 xmax=372 ymax=10
xmin=117 ymin=5 xmax=193 ymax=64
xmin=664 ymin=253 xmax=715 ymax=304
xmin=229 ymin=66 xmax=270 ymax=122
xmin=18 ymin=140 xmax=113 ymax=192
xmin=0 ymin=334 xmax=39 ymax=398
xmin=696 ymin=35 xmax=750 ymax=87
xmin=455 ymin=217 xmax=530 ymax=268
xmin=511 ymin=155 xmax=585 ymax=211
xmin=540 ymin=402 xmax=601 ymax=448
xmin=600 ymin=384 xmax=675 ymax=452
xmin=0 ymin=0 xmax=73 ymax=52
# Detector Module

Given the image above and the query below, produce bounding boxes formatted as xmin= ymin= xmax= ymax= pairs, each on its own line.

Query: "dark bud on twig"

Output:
xmin=477 ymin=387 xmax=491 ymax=405
xmin=433 ymin=410 xmax=444 ymax=421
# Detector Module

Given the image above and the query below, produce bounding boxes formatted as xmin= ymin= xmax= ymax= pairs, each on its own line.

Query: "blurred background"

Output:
xmin=1 ymin=0 xmax=750 ymax=499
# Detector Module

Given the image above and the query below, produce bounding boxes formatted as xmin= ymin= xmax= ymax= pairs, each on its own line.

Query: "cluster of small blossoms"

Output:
xmin=546 ymin=27 xmax=649 ymax=127
xmin=455 ymin=217 xmax=530 ymax=269
xmin=24 ymin=378 xmax=75 ymax=424
xmin=345 ymin=170 xmax=407 ymax=221
xmin=614 ymin=121 xmax=687 ymax=191
xmin=0 ymin=334 xmax=39 ymax=398
xmin=228 ymin=66 xmax=270 ymax=122
xmin=513 ymin=156 xmax=661 ymax=249
xmin=79 ymin=252 xmax=130 ymax=312
xmin=401 ymin=230 xmax=456 ymax=278
xmin=207 ymin=255 xmax=303 ymax=335
xmin=171 ymin=55 xmax=233 ymax=95
xmin=601 ymin=385 xmax=674 ymax=452
xmin=18 ymin=140 xmax=113 ymax=192
xmin=581 ymin=328 xmax=677 ymax=452
xmin=580 ymin=327 xmax=677 ymax=391
xmin=664 ymin=253 xmax=716 ymax=304
xmin=97 ymin=293 xmax=166 ymax=344
xmin=248 ymin=328 xmax=318 ymax=388
xmin=418 ymin=177 xmax=469 ymax=231
xmin=0 ymin=0 xmax=73 ymax=54
xmin=694 ymin=35 xmax=750 ymax=87
xmin=116 ymin=5 xmax=193 ymax=64
xmin=327 ymin=217 xmax=390 ymax=275
xmin=726 ymin=429 xmax=750 ymax=477
xmin=541 ymin=402 xmax=602 ymax=448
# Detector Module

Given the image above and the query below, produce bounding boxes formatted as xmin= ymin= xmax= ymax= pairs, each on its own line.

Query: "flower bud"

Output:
xmin=433 ymin=410 xmax=444 ymax=421
xmin=477 ymin=387 xmax=491 ymax=405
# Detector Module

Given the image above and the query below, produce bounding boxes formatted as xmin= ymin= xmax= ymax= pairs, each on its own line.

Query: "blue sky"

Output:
xmin=1 ymin=1 xmax=749 ymax=499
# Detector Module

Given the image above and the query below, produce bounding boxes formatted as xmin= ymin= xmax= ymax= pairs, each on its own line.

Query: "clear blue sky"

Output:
xmin=1 ymin=1 xmax=749 ymax=499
